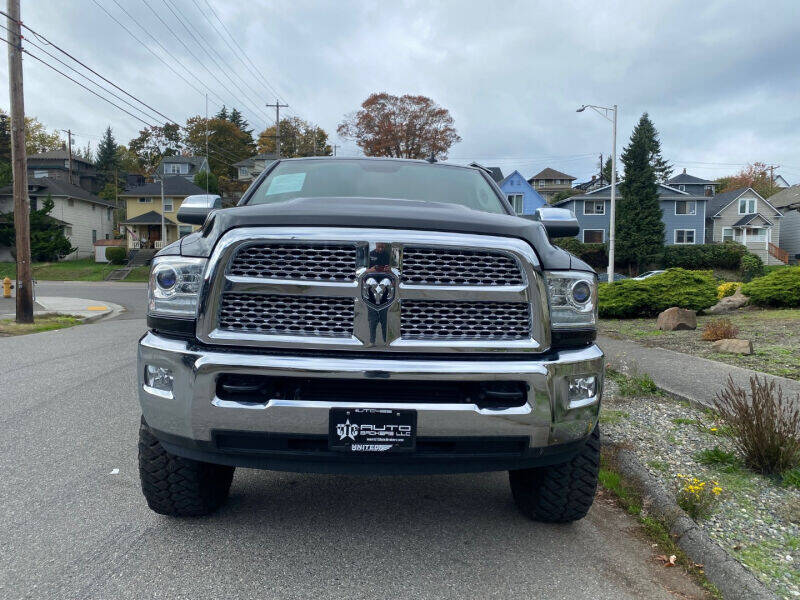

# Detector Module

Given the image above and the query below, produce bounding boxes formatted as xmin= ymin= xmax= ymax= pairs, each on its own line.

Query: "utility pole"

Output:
xmin=599 ymin=153 xmax=603 ymax=185
xmin=61 ymin=129 xmax=73 ymax=184
xmin=7 ymin=0 xmax=33 ymax=323
xmin=265 ymin=99 xmax=288 ymax=157
xmin=609 ymin=105 xmax=618 ymax=284
xmin=767 ymin=164 xmax=780 ymax=187
xmin=204 ymin=93 xmax=209 ymax=194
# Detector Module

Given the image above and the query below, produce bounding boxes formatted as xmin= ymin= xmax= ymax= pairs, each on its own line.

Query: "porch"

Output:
xmin=120 ymin=210 xmax=187 ymax=251
xmin=725 ymin=214 xmax=788 ymax=265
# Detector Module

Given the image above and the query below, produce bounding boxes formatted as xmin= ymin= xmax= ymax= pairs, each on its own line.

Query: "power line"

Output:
xmin=201 ymin=0 xmax=290 ymax=109
xmin=158 ymin=0 xmax=271 ymax=126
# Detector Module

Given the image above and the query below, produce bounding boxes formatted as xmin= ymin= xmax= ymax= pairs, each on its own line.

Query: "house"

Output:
xmin=706 ymin=187 xmax=785 ymax=265
xmin=497 ymin=170 xmax=546 ymax=215
xmin=468 ymin=162 xmax=504 ymax=183
xmin=156 ymin=156 xmax=209 ymax=182
xmin=666 ymin=169 xmax=717 ymax=197
xmin=768 ymin=185 xmax=800 ymax=262
xmin=553 ymin=180 xmax=709 ymax=246
xmin=0 ymin=177 xmax=116 ymax=259
xmin=234 ymin=153 xmax=278 ymax=182
xmin=775 ymin=174 xmax=791 ymax=189
xmin=527 ymin=168 xmax=576 ymax=203
xmin=574 ymin=174 xmax=608 ymax=193
xmin=27 ymin=149 xmax=101 ymax=194
xmin=118 ymin=176 xmax=206 ymax=249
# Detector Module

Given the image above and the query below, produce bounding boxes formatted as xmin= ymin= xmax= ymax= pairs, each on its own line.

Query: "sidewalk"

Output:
xmin=598 ymin=334 xmax=800 ymax=409
xmin=0 ymin=296 xmax=124 ymax=322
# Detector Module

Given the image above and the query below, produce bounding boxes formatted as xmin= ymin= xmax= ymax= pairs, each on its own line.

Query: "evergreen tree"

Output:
xmin=601 ymin=156 xmax=616 ymax=185
xmin=228 ymin=108 xmax=252 ymax=136
xmin=0 ymin=195 xmax=75 ymax=260
xmin=215 ymin=105 xmax=229 ymax=121
xmin=617 ymin=113 xmax=665 ymax=272
xmin=634 ymin=112 xmax=672 ymax=182
xmin=0 ymin=113 xmax=11 ymax=187
xmin=95 ymin=126 xmax=119 ymax=186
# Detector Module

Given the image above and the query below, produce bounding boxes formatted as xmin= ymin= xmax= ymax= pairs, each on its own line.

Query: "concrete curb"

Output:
xmin=604 ymin=439 xmax=777 ymax=600
xmin=0 ymin=297 xmax=126 ymax=324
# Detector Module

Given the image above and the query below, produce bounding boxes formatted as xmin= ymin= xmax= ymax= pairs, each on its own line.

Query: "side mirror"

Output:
xmin=530 ymin=206 xmax=579 ymax=238
xmin=177 ymin=194 xmax=222 ymax=225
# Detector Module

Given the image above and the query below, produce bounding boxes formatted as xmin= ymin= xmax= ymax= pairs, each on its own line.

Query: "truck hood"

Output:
xmin=175 ymin=196 xmax=591 ymax=272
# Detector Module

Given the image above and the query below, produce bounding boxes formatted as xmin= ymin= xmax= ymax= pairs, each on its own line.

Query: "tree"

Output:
xmin=0 ymin=195 xmax=75 ymax=261
xmin=194 ymin=170 xmax=219 ymax=194
xmin=95 ymin=126 xmax=119 ymax=186
xmin=337 ymin=92 xmax=461 ymax=159
xmin=257 ymin=116 xmax=332 ymax=157
xmin=77 ymin=142 xmax=93 ymax=162
xmin=115 ymin=145 xmax=141 ymax=174
xmin=617 ymin=113 xmax=665 ymax=272
xmin=183 ymin=116 xmax=254 ymax=178
xmin=0 ymin=113 xmax=11 ymax=187
xmin=24 ymin=115 xmax=63 ymax=155
xmin=601 ymin=156 xmax=617 ymax=185
xmin=228 ymin=108 xmax=252 ymax=137
xmin=127 ymin=123 xmax=183 ymax=173
xmin=551 ymin=188 xmax=582 ymax=204
xmin=716 ymin=162 xmax=781 ymax=198
xmin=626 ymin=113 xmax=672 ymax=182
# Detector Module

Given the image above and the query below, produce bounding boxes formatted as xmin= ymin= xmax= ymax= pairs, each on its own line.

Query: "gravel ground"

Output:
xmin=601 ymin=380 xmax=800 ymax=599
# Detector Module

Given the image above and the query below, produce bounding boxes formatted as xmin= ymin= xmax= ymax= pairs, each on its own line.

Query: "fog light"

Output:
xmin=145 ymin=365 xmax=174 ymax=392
xmin=569 ymin=375 xmax=597 ymax=402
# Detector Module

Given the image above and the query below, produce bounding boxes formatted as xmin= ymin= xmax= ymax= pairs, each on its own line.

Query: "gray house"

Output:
xmin=706 ymin=187 xmax=785 ymax=265
xmin=234 ymin=153 xmax=278 ymax=182
xmin=763 ymin=185 xmax=800 ymax=263
xmin=553 ymin=181 xmax=710 ymax=245
xmin=156 ymin=156 xmax=209 ymax=182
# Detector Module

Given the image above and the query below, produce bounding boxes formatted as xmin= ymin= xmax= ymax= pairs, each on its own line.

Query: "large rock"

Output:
xmin=656 ymin=307 xmax=697 ymax=331
xmin=711 ymin=338 xmax=753 ymax=355
xmin=707 ymin=290 xmax=749 ymax=315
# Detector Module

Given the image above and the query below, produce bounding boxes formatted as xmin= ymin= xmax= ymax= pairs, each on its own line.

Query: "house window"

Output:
xmin=179 ymin=225 xmax=194 ymax=237
xmin=92 ymin=229 xmax=97 ymax=243
xmin=33 ymin=169 xmax=48 ymax=178
xmin=507 ymin=194 xmax=524 ymax=214
xmin=675 ymin=200 xmax=696 ymax=215
xmin=138 ymin=197 xmax=152 ymax=203
xmin=538 ymin=180 xmax=545 ymax=188
xmin=746 ymin=227 xmax=767 ymax=242
xmin=678 ymin=184 xmax=685 ymax=191
xmin=738 ymin=197 xmax=756 ymax=214
xmin=67 ymin=198 xmax=74 ymax=207
xmin=107 ymin=208 xmax=113 ymax=221
xmin=583 ymin=200 xmax=605 ymax=215
xmin=31 ymin=197 xmax=38 ymax=211
xmin=555 ymin=179 xmax=561 ymax=185
xmin=674 ymin=229 xmax=696 ymax=244
xmin=64 ymin=226 xmax=72 ymax=236
xmin=163 ymin=198 xmax=174 ymax=212
xmin=722 ymin=227 xmax=734 ymax=242
xmin=238 ymin=167 xmax=249 ymax=178
xmin=583 ymin=229 xmax=604 ymax=243
xmin=165 ymin=163 xmax=187 ymax=174
xmin=705 ymin=185 xmax=714 ymax=197
xmin=105 ymin=233 xmax=110 ymax=240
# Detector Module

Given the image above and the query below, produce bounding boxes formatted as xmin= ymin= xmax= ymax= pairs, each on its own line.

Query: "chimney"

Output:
xmin=591 ymin=175 xmax=596 ymax=181
xmin=682 ymin=168 xmax=686 ymax=174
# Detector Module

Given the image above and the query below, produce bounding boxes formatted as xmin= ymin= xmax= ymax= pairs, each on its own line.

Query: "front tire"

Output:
xmin=509 ymin=425 xmax=600 ymax=523
xmin=138 ymin=418 xmax=234 ymax=517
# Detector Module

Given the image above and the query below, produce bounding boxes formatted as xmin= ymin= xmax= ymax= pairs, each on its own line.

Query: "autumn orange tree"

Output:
xmin=337 ymin=93 xmax=461 ymax=160
xmin=716 ymin=162 xmax=781 ymax=198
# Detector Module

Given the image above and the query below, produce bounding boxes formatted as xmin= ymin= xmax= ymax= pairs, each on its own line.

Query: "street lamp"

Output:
xmin=577 ymin=104 xmax=618 ymax=282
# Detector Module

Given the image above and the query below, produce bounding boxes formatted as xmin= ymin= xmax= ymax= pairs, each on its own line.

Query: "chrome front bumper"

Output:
xmin=138 ymin=332 xmax=604 ymax=472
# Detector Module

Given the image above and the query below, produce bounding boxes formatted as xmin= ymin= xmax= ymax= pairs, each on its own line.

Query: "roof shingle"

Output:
xmin=119 ymin=176 xmax=206 ymax=197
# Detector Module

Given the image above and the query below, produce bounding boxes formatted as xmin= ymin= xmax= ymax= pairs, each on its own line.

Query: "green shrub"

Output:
xmin=553 ymin=237 xmax=607 ymax=268
xmin=105 ymin=246 xmax=127 ymax=265
xmin=663 ymin=242 xmax=746 ymax=270
xmin=739 ymin=252 xmax=764 ymax=282
xmin=741 ymin=267 xmax=800 ymax=307
xmin=598 ymin=268 xmax=717 ymax=318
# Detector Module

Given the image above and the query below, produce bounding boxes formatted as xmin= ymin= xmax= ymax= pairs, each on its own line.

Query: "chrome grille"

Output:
xmin=401 ymin=300 xmax=531 ymax=340
xmin=219 ymin=293 xmax=353 ymax=337
xmin=401 ymin=247 xmax=523 ymax=286
xmin=228 ymin=243 xmax=355 ymax=281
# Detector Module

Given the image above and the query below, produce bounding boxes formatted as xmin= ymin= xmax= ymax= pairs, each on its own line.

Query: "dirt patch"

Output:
xmin=600 ymin=308 xmax=800 ymax=380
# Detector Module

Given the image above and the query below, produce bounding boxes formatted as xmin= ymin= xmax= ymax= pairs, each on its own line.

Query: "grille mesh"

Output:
xmin=228 ymin=244 xmax=355 ymax=281
xmin=401 ymin=300 xmax=530 ymax=340
xmin=219 ymin=293 xmax=353 ymax=337
xmin=401 ymin=247 xmax=523 ymax=286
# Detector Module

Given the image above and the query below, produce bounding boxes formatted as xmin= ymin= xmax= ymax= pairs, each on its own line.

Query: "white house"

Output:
xmin=0 ymin=177 xmax=116 ymax=260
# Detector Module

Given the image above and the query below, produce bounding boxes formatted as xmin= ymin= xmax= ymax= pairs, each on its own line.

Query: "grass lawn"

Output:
xmin=0 ymin=314 xmax=82 ymax=336
xmin=0 ymin=259 xmax=149 ymax=282
xmin=600 ymin=308 xmax=800 ymax=380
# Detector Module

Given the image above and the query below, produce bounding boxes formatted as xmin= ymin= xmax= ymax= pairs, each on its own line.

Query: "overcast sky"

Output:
xmin=3 ymin=0 xmax=799 ymax=183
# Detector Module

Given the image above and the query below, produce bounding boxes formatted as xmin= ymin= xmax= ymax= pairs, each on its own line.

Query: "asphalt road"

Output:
xmin=0 ymin=311 xmax=708 ymax=599
xmin=34 ymin=280 xmax=148 ymax=319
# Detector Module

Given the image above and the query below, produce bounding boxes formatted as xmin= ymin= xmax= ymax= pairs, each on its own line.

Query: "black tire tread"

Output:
xmin=509 ymin=426 xmax=600 ymax=523
xmin=138 ymin=418 xmax=234 ymax=517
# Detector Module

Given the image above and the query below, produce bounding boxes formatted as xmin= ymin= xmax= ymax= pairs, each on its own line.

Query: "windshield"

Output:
xmin=245 ymin=159 xmax=507 ymax=214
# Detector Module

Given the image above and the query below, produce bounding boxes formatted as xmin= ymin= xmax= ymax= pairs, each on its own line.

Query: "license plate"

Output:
xmin=329 ymin=408 xmax=417 ymax=453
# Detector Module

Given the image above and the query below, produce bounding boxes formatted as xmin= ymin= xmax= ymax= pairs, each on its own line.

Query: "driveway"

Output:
xmin=0 ymin=316 xmax=708 ymax=599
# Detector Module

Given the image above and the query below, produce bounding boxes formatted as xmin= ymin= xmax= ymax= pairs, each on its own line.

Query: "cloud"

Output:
xmin=2 ymin=0 xmax=798 ymax=182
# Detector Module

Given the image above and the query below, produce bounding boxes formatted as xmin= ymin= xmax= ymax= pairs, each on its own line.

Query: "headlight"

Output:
xmin=545 ymin=270 xmax=597 ymax=329
xmin=148 ymin=256 xmax=207 ymax=318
